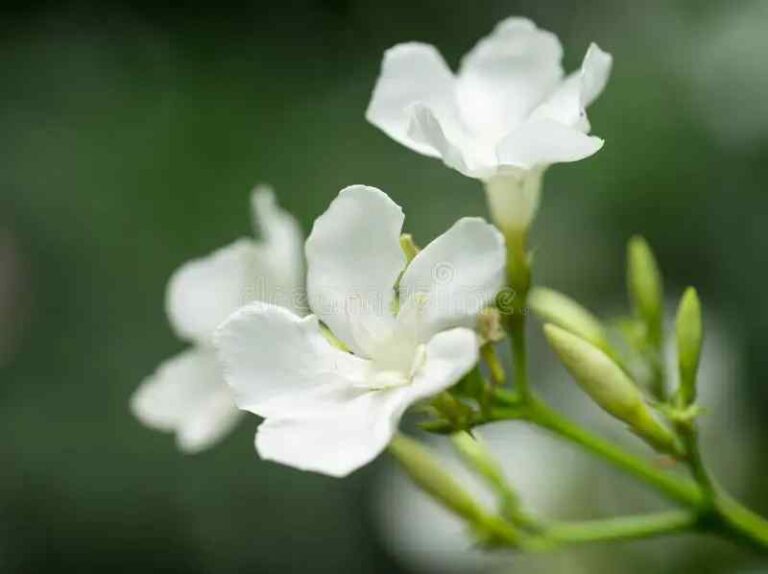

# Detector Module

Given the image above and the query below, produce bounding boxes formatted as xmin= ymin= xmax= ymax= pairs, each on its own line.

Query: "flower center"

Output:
xmin=361 ymin=342 xmax=428 ymax=391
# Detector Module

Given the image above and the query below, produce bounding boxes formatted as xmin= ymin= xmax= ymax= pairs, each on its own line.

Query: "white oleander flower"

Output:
xmin=131 ymin=187 xmax=304 ymax=453
xmin=366 ymin=17 xmax=612 ymax=234
xmin=215 ymin=185 xmax=505 ymax=477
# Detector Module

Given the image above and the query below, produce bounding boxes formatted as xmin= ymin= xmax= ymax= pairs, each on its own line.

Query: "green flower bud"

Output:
xmin=675 ymin=288 xmax=703 ymax=406
xmin=389 ymin=434 xmax=519 ymax=545
xmin=452 ymin=432 xmax=522 ymax=522
xmin=389 ymin=434 xmax=483 ymax=522
xmin=528 ymin=287 xmax=609 ymax=351
xmin=544 ymin=324 xmax=679 ymax=455
xmin=627 ymin=236 xmax=664 ymax=343
xmin=451 ymin=432 xmax=507 ymax=493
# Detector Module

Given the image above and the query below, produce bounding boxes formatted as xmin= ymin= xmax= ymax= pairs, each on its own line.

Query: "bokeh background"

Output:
xmin=2 ymin=0 xmax=768 ymax=572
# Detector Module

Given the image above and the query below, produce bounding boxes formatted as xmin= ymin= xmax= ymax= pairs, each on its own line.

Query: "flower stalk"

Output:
xmin=539 ymin=510 xmax=698 ymax=548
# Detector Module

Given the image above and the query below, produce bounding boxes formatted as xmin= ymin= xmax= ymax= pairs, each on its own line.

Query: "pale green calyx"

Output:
xmin=528 ymin=287 xmax=609 ymax=351
xmin=675 ymin=287 xmax=703 ymax=406
xmin=544 ymin=324 xmax=678 ymax=455
xmin=627 ymin=236 xmax=664 ymax=343
xmin=484 ymin=168 xmax=544 ymax=238
xmin=485 ymin=170 xmax=540 ymax=306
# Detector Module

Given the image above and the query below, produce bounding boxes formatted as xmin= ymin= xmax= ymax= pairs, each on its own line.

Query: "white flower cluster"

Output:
xmin=131 ymin=17 xmax=611 ymax=476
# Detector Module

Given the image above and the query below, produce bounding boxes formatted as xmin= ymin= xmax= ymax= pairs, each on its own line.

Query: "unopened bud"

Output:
xmin=528 ymin=287 xmax=609 ymax=351
xmin=389 ymin=434 xmax=488 ymax=524
xmin=389 ymin=434 xmax=519 ymax=546
xmin=544 ymin=324 xmax=678 ymax=455
xmin=451 ymin=432 xmax=511 ymax=500
xmin=675 ymin=288 xmax=703 ymax=406
xmin=627 ymin=236 xmax=664 ymax=343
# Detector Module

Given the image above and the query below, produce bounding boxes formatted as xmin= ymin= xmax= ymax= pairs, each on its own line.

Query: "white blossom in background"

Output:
xmin=367 ymin=17 xmax=612 ymax=234
xmin=215 ymin=185 xmax=505 ymax=477
xmin=131 ymin=187 xmax=304 ymax=453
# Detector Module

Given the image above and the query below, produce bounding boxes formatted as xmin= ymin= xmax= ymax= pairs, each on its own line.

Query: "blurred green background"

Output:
xmin=2 ymin=0 xmax=767 ymax=572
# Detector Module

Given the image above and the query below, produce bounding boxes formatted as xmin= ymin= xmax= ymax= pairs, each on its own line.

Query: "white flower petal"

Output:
xmin=251 ymin=186 xmax=305 ymax=309
xmin=407 ymin=104 xmax=494 ymax=179
xmin=530 ymin=43 xmax=613 ymax=130
xmin=255 ymin=391 xmax=404 ymax=477
xmin=579 ymin=43 xmax=613 ymax=109
xmin=131 ymin=348 xmax=241 ymax=453
xmin=399 ymin=218 xmax=505 ymax=341
xmin=366 ymin=43 xmax=459 ymax=157
xmin=214 ymin=301 xmax=369 ymax=418
xmin=176 ymin=388 xmax=243 ymax=453
xmin=255 ymin=328 xmax=478 ymax=477
xmin=216 ymin=301 xmax=405 ymax=477
xmin=305 ymin=186 xmax=405 ymax=356
xmin=496 ymin=119 xmax=604 ymax=170
xmin=406 ymin=327 xmax=479 ymax=401
xmin=166 ymin=238 xmax=261 ymax=344
xmin=166 ymin=190 xmax=305 ymax=343
xmin=456 ymin=17 xmax=564 ymax=141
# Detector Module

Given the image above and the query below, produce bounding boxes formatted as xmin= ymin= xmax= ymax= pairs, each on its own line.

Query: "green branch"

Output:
xmin=541 ymin=511 xmax=697 ymax=547
xmin=522 ymin=398 xmax=703 ymax=507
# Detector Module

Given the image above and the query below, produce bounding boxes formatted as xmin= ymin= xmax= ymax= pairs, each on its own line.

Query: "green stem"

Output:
xmin=501 ymin=223 xmax=532 ymax=399
xmin=481 ymin=344 xmax=506 ymax=386
xmin=676 ymin=417 xmax=768 ymax=551
xmin=542 ymin=510 xmax=696 ymax=547
xmin=648 ymin=351 xmax=666 ymax=402
xmin=508 ymin=313 xmax=530 ymax=399
xmin=713 ymin=494 xmax=768 ymax=551
xmin=515 ymin=399 xmax=768 ymax=549
xmin=524 ymin=398 xmax=703 ymax=507
xmin=681 ymin=424 xmax=715 ymax=497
